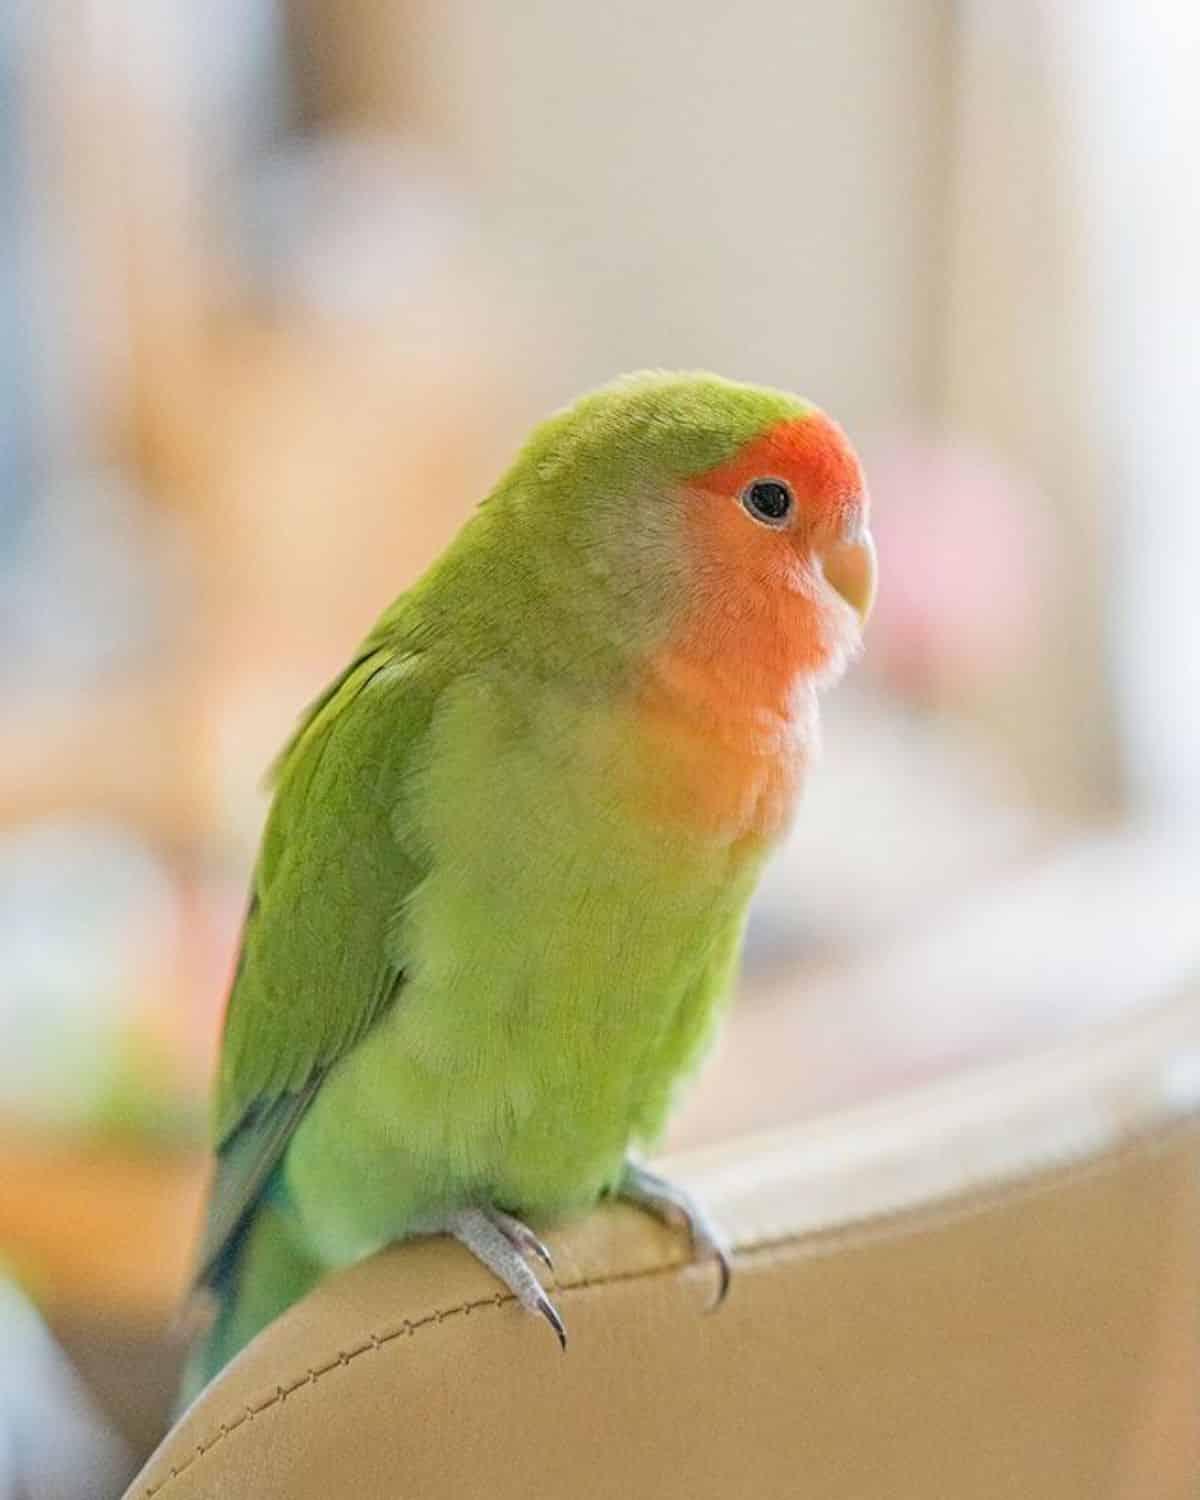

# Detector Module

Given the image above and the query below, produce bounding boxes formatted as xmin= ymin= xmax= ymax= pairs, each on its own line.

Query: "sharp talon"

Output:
xmin=446 ymin=1208 xmax=564 ymax=1347
xmin=537 ymin=1293 xmax=568 ymax=1350
xmin=618 ymin=1162 xmax=733 ymax=1312
xmin=486 ymin=1208 xmax=555 ymax=1272
xmin=707 ymin=1247 xmax=732 ymax=1311
xmin=690 ymin=1224 xmax=732 ymax=1311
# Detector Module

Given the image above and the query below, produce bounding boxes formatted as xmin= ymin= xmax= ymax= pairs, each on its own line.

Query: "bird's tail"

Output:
xmin=177 ymin=1201 xmax=324 ymax=1413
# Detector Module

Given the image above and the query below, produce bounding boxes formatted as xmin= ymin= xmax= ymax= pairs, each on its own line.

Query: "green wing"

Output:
xmin=193 ymin=644 xmax=432 ymax=1289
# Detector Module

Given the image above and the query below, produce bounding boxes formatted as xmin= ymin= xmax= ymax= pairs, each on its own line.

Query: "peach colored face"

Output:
xmin=630 ymin=411 xmax=875 ymax=843
xmin=654 ymin=411 xmax=875 ymax=717
xmin=685 ymin=411 xmax=875 ymax=629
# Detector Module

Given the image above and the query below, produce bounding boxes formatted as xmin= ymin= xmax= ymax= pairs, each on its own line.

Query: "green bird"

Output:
xmin=182 ymin=371 xmax=876 ymax=1401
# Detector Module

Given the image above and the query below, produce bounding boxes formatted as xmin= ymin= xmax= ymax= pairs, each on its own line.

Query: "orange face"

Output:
xmin=631 ymin=412 xmax=875 ymax=843
xmin=668 ymin=411 xmax=874 ymax=707
xmin=688 ymin=411 xmax=873 ymax=625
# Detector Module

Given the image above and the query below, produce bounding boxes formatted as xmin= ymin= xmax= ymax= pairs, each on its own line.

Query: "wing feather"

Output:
xmin=191 ymin=645 xmax=432 ymax=1291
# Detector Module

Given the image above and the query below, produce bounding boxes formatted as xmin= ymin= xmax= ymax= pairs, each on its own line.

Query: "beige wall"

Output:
xmin=334 ymin=0 xmax=952 ymax=433
xmin=941 ymin=1 xmax=1121 ymax=815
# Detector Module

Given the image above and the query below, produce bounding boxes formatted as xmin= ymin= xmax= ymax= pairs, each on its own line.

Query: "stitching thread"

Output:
xmin=141 ymin=1115 xmax=1200 ymax=1497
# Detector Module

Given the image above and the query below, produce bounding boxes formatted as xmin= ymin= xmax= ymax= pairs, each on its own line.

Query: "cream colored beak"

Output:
xmin=819 ymin=530 xmax=877 ymax=624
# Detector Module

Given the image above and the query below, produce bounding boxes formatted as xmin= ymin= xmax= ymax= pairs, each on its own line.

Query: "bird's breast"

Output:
xmin=622 ymin=652 xmax=815 ymax=848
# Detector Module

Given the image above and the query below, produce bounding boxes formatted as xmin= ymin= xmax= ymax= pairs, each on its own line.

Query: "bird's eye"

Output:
xmin=742 ymin=478 xmax=794 ymax=526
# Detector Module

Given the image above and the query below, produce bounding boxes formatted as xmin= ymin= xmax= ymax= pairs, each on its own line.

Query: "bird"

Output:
xmin=181 ymin=370 xmax=875 ymax=1401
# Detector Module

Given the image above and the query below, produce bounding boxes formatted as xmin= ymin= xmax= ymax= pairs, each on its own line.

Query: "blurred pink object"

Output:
xmin=865 ymin=437 xmax=1054 ymax=702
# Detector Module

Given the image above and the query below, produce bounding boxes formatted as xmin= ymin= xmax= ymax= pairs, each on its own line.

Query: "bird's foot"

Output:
xmin=617 ymin=1162 xmax=732 ymax=1308
xmin=444 ymin=1207 xmax=565 ymax=1349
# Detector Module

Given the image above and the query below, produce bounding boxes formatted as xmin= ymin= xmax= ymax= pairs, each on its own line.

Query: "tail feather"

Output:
xmin=177 ymin=1202 xmax=324 ymax=1412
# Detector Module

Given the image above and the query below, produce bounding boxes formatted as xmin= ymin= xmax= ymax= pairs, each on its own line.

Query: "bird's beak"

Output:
xmin=819 ymin=529 xmax=877 ymax=624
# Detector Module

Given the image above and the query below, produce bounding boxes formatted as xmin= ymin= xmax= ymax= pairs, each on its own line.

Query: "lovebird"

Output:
xmin=182 ymin=371 xmax=875 ymax=1401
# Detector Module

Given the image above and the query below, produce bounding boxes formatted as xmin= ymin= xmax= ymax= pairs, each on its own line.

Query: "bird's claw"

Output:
xmin=617 ymin=1162 xmax=733 ymax=1309
xmin=535 ymin=1291 xmax=568 ymax=1350
xmin=489 ymin=1208 xmax=555 ymax=1272
xmin=443 ymin=1206 xmax=566 ymax=1349
xmin=703 ymin=1238 xmax=733 ymax=1311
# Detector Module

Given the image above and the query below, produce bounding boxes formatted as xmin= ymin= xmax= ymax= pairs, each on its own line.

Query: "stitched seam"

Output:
xmin=141 ymin=1112 xmax=1200 ymax=1497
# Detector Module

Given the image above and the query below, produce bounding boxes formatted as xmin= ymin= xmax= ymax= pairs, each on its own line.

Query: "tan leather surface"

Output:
xmin=129 ymin=1002 xmax=1200 ymax=1499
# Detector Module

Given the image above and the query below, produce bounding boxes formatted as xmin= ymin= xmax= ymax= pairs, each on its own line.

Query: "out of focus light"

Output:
xmin=0 ymin=822 xmax=178 ymax=1131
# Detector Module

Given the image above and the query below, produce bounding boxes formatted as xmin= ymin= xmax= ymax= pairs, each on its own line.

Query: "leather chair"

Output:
xmin=126 ymin=991 xmax=1200 ymax=1499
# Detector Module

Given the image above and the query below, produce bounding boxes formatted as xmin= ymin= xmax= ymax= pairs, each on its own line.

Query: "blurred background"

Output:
xmin=0 ymin=0 xmax=1197 ymax=1489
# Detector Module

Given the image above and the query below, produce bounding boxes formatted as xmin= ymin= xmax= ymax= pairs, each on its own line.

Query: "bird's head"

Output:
xmin=505 ymin=371 xmax=875 ymax=709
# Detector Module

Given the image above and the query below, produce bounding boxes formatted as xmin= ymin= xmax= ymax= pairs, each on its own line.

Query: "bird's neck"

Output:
xmin=627 ymin=589 xmax=827 ymax=846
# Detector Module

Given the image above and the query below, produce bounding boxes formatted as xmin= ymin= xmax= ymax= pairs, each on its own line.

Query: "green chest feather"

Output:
xmin=280 ymin=674 xmax=762 ymax=1258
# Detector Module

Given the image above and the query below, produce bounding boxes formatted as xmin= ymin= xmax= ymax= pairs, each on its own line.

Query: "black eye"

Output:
xmin=742 ymin=478 xmax=794 ymax=526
